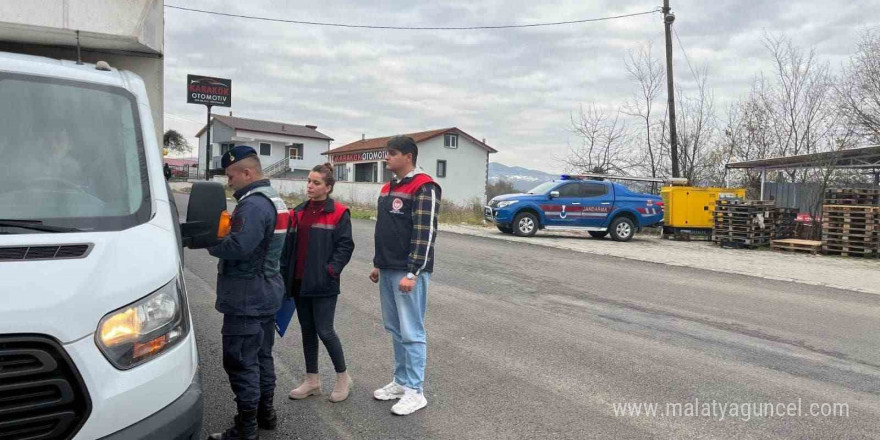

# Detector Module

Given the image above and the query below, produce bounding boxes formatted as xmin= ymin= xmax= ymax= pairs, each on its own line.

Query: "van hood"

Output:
xmin=0 ymin=222 xmax=179 ymax=343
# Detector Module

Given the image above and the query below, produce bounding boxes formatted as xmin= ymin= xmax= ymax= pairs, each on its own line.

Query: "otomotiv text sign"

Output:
xmin=187 ymin=75 xmax=231 ymax=107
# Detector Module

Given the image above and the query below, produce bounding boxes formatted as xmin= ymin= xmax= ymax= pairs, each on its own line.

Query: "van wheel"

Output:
xmin=513 ymin=212 xmax=538 ymax=237
xmin=609 ymin=217 xmax=635 ymax=242
xmin=497 ymin=225 xmax=513 ymax=234
xmin=588 ymin=231 xmax=608 ymax=239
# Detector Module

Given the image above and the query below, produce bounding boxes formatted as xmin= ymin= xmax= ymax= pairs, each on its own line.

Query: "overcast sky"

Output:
xmin=163 ymin=0 xmax=879 ymax=173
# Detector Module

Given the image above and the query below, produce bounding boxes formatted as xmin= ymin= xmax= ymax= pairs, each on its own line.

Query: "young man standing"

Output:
xmin=207 ymin=146 xmax=289 ymax=440
xmin=369 ymin=135 xmax=441 ymax=416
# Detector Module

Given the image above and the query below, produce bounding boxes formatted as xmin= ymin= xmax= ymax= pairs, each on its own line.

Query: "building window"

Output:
xmin=355 ymin=162 xmax=378 ymax=182
xmin=383 ymin=164 xmax=395 ymax=182
xmin=288 ymin=143 xmax=303 ymax=160
xmin=444 ymin=134 xmax=458 ymax=149
xmin=437 ymin=160 xmax=447 ymax=178
xmin=334 ymin=164 xmax=347 ymax=182
xmin=259 ymin=142 xmax=271 ymax=156
xmin=220 ymin=143 xmax=234 ymax=155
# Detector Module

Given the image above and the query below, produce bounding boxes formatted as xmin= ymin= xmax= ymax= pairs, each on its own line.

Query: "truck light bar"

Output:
xmin=560 ymin=173 xmax=683 ymax=184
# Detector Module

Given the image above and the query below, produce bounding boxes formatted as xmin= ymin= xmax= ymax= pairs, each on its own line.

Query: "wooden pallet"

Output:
xmin=822 ymin=205 xmax=877 ymax=212
xmin=826 ymin=188 xmax=880 ymax=196
xmin=824 ymin=198 xmax=880 ymax=206
xmin=823 ymin=248 xmax=878 ymax=258
xmin=771 ymin=239 xmax=822 ymax=254
xmin=823 ymin=233 xmax=877 ymax=241
xmin=822 ymin=224 xmax=876 ymax=233
xmin=823 ymin=242 xmax=877 ymax=253
xmin=716 ymin=240 xmax=770 ymax=249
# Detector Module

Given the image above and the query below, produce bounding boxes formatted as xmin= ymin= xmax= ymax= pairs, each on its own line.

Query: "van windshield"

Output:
xmin=0 ymin=73 xmax=150 ymax=233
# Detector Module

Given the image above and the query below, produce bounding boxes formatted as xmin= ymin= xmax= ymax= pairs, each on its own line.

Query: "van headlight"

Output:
xmin=497 ymin=200 xmax=518 ymax=208
xmin=96 ymin=271 xmax=190 ymax=369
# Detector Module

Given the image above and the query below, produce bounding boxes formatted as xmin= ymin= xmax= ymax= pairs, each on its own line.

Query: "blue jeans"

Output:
xmin=379 ymin=269 xmax=430 ymax=393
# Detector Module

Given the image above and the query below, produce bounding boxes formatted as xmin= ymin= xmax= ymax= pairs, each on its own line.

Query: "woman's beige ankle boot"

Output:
xmin=289 ymin=374 xmax=322 ymax=400
xmin=329 ymin=372 xmax=352 ymax=403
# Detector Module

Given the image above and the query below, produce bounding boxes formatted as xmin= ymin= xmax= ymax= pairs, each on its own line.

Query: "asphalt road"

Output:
xmin=175 ymin=194 xmax=880 ymax=439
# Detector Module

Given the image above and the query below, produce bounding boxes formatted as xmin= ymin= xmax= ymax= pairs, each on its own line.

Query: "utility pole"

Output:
xmin=204 ymin=105 xmax=212 ymax=181
xmin=663 ymin=0 xmax=680 ymax=178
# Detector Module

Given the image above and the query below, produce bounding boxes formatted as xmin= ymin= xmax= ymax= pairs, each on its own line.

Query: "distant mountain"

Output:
xmin=488 ymin=162 xmax=558 ymax=192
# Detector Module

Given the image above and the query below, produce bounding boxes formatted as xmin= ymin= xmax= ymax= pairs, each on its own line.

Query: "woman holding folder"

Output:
xmin=279 ymin=163 xmax=355 ymax=402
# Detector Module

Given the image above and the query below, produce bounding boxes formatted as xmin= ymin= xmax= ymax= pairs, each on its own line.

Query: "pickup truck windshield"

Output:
xmin=527 ymin=181 xmax=559 ymax=195
xmin=0 ymin=73 xmax=150 ymax=233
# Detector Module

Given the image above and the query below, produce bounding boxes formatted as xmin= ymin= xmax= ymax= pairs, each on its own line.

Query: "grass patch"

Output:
xmin=438 ymin=200 xmax=485 ymax=226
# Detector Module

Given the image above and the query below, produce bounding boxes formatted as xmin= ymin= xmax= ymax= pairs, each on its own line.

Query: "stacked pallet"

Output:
xmin=824 ymin=188 xmax=880 ymax=206
xmin=771 ymin=239 xmax=822 ymax=255
xmin=822 ymin=188 xmax=880 ymax=257
xmin=771 ymin=207 xmax=798 ymax=240
xmin=713 ymin=199 xmax=776 ymax=248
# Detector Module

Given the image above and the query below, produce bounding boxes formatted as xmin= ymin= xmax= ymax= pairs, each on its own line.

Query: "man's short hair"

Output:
xmin=235 ymin=156 xmax=263 ymax=175
xmin=386 ymin=135 xmax=418 ymax=165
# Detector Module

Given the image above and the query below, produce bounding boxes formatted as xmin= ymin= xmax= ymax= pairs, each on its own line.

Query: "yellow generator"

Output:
xmin=661 ymin=186 xmax=746 ymax=239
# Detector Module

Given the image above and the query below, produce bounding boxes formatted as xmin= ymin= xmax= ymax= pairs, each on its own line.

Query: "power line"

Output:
xmin=671 ymin=24 xmax=700 ymax=85
xmin=164 ymin=5 xmax=660 ymax=30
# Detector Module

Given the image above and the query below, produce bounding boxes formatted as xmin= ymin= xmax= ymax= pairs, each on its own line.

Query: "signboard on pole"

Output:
xmin=187 ymin=75 xmax=232 ymax=107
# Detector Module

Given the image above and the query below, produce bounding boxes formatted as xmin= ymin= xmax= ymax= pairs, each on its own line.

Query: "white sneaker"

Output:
xmin=391 ymin=388 xmax=427 ymax=416
xmin=373 ymin=381 xmax=406 ymax=401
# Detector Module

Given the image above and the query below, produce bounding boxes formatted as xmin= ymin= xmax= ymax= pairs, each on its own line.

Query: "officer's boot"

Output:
xmin=208 ymin=409 xmax=259 ymax=440
xmin=257 ymin=394 xmax=277 ymax=430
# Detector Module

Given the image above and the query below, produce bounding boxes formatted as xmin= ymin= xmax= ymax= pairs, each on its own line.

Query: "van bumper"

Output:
xmin=99 ymin=373 xmax=203 ymax=440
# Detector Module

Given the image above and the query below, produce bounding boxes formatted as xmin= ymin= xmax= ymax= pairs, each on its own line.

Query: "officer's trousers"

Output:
xmin=222 ymin=314 xmax=276 ymax=411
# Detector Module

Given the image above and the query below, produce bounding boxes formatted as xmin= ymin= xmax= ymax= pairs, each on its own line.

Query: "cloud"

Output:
xmin=163 ymin=0 xmax=880 ymax=172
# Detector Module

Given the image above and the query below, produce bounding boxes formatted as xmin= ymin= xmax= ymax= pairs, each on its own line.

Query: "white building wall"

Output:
xmin=325 ymin=134 xmax=492 ymax=206
xmin=196 ymin=122 xmax=234 ymax=171
xmin=235 ymin=130 xmax=330 ymax=172
xmin=417 ymin=135 xmax=490 ymax=205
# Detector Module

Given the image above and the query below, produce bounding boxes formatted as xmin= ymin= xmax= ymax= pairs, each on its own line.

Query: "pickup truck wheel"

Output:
xmin=497 ymin=225 xmax=513 ymax=234
xmin=609 ymin=217 xmax=635 ymax=242
xmin=588 ymin=231 xmax=608 ymax=239
xmin=513 ymin=212 xmax=538 ymax=237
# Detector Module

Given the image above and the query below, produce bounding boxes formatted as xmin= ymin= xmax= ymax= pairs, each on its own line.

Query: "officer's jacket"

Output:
xmin=208 ymin=180 xmax=289 ymax=316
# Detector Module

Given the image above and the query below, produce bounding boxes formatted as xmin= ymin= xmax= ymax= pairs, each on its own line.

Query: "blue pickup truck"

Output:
xmin=484 ymin=176 xmax=664 ymax=241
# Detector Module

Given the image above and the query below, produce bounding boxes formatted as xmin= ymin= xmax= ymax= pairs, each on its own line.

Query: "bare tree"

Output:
xmin=725 ymin=78 xmax=779 ymax=196
xmin=674 ymin=66 xmax=717 ymax=185
xmin=623 ymin=43 xmax=667 ymax=178
xmin=565 ymin=104 xmax=631 ymax=175
xmin=837 ymin=29 xmax=880 ymax=144
xmin=760 ymin=33 xmax=838 ymax=183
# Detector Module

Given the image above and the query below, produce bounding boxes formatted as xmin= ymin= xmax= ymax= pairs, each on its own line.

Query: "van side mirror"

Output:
xmin=549 ymin=191 xmax=560 ymax=199
xmin=180 ymin=182 xmax=228 ymax=249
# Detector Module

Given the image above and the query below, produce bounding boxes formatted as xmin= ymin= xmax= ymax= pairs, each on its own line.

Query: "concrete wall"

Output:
xmin=212 ymin=175 xmax=382 ymax=207
xmin=0 ymin=0 xmax=165 ymax=149
xmin=0 ymin=0 xmax=163 ymax=53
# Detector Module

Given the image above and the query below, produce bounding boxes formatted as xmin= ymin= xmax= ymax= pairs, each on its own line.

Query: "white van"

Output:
xmin=0 ymin=52 xmax=226 ymax=439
